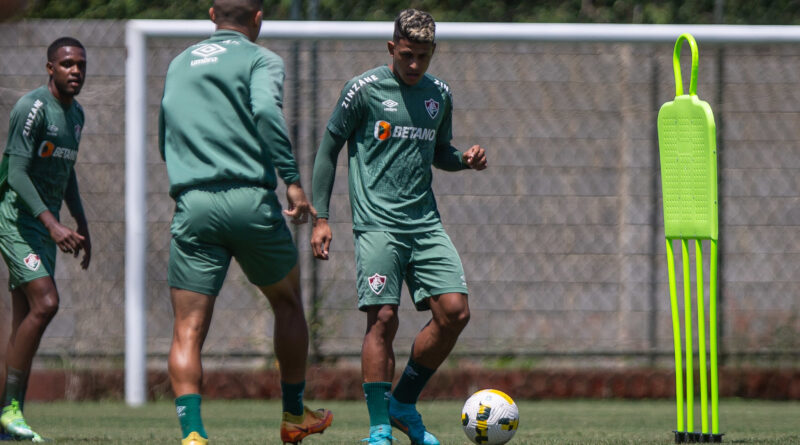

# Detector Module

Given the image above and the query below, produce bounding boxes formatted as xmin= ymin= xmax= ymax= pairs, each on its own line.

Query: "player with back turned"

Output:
xmin=0 ymin=37 xmax=91 ymax=442
xmin=159 ymin=0 xmax=332 ymax=444
xmin=311 ymin=9 xmax=488 ymax=445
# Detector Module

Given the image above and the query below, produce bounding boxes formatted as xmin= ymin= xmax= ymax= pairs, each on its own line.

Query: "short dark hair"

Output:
xmin=393 ymin=9 xmax=435 ymax=44
xmin=47 ymin=37 xmax=85 ymax=61
xmin=212 ymin=0 xmax=262 ymax=27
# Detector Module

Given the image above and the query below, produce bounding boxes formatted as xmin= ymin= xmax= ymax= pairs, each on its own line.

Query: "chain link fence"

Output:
xmin=0 ymin=20 xmax=798 ymax=371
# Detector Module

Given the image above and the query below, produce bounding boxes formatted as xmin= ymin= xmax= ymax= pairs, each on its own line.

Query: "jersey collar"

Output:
xmin=211 ymin=29 xmax=248 ymax=41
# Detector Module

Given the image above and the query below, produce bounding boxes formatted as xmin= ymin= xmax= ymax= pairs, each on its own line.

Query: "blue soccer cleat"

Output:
xmin=0 ymin=423 xmax=12 ymax=441
xmin=388 ymin=397 xmax=439 ymax=445
xmin=361 ymin=424 xmax=396 ymax=445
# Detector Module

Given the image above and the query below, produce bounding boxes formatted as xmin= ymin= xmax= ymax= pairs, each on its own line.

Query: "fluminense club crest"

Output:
xmin=23 ymin=253 xmax=41 ymax=271
xmin=368 ymin=273 xmax=387 ymax=295
xmin=424 ymin=98 xmax=439 ymax=118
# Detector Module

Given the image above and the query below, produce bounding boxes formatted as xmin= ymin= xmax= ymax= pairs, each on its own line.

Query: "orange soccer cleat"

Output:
xmin=181 ymin=431 xmax=208 ymax=445
xmin=280 ymin=406 xmax=333 ymax=444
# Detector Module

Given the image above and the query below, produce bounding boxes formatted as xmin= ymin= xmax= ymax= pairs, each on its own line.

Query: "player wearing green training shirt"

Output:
xmin=311 ymin=9 xmax=487 ymax=445
xmin=159 ymin=1 xmax=331 ymax=444
xmin=0 ymin=37 xmax=91 ymax=442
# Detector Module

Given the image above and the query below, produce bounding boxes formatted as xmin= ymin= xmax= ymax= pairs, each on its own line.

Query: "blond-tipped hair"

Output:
xmin=393 ymin=9 xmax=435 ymax=44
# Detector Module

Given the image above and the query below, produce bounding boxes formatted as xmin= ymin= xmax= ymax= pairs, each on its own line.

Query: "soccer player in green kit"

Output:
xmin=0 ymin=37 xmax=91 ymax=442
xmin=159 ymin=1 xmax=332 ymax=444
xmin=311 ymin=9 xmax=487 ymax=445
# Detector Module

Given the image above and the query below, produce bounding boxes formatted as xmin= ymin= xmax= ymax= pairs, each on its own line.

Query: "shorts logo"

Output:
xmin=374 ymin=120 xmax=392 ymax=140
xmin=368 ymin=273 xmax=387 ymax=295
xmin=23 ymin=253 xmax=41 ymax=271
xmin=424 ymin=98 xmax=439 ymax=118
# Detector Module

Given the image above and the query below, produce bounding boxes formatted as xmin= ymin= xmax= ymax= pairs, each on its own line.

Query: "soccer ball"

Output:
xmin=461 ymin=389 xmax=520 ymax=445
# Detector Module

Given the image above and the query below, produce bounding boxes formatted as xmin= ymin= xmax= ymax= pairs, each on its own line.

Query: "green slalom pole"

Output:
xmin=666 ymin=239 xmax=684 ymax=434
xmin=682 ymin=239 xmax=693 ymax=434
xmin=710 ymin=239 xmax=720 ymax=435
xmin=696 ymin=240 xmax=709 ymax=435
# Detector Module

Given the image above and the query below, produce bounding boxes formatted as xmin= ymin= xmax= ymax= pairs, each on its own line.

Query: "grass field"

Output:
xmin=12 ymin=399 xmax=800 ymax=444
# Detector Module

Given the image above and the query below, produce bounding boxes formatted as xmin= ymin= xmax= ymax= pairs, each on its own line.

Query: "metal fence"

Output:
xmin=0 ymin=20 xmax=798 ymax=375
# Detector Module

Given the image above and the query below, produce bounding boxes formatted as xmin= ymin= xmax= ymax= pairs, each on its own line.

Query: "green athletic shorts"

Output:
xmin=0 ymin=218 xmax=55 ymax=291
xmin=353 ymin=228 xmax=468 ymax=311
xmin=168 ymin=184 xmax=298 ymax=296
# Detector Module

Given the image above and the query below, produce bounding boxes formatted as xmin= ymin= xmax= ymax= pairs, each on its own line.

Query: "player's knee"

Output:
xmin=269 ymin=289 xmax=304 ymax=315
xmin=438 ymin=304 xmax=470 ymax=334
xmin=31 ymin=292 xmax=59 ymax=323
xmin=175 ymin=321 xmax=206 ymax=344
xmin=260 ymin=277 xmax=304 ymax=314
xmin=367 ymin=305 xmax=399 ymax=339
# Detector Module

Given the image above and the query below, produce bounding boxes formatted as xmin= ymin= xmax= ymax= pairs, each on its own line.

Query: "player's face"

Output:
xmin=47 ymin=46 xmax=87 ymax=98
xmin=388 ymin=38 xmax=435 ymax=86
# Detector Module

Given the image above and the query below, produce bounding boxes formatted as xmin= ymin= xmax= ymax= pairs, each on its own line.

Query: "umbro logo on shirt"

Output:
xmin=192 ymin=44 xmax=226 ymax=58
xmin=190 ymin=44 xmax=226 ymax=67
xmin=382 ymin=99 xmax=398 ymax=112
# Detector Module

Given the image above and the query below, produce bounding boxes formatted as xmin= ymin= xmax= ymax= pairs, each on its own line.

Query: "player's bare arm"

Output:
xmin=462 ymin=145 xmax=487 ymax=170
xmin=310 ymin=218 xmax=332 ymax=260
xmin=282 ymin=181 xmax=316 ymax=225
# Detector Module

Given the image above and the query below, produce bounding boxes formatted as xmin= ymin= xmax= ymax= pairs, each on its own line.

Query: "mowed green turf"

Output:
xmin=15 ymin=399 xmax=800 ymax=444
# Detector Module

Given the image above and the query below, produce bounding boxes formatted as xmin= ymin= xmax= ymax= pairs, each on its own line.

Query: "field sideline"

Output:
xmin=9 ymin=399 xmax=799 ymax=444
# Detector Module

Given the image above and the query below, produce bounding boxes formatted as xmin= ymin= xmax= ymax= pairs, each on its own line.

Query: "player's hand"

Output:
xmin=40 ymin=210 xmax=84 ymax=255
xmin=77 ymin=222 xmax=91 ymax=269
xmin=311 ymin=218 xmax=332 ymax=260
xmin=283 ymin=181 xmax=316 ymax=225
xmin=462 ymin=145 xmax=487 ymax=170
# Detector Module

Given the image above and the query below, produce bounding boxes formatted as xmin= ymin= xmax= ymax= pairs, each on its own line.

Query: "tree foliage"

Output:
xmin=17 ymin=0 xmax=800 ymax=24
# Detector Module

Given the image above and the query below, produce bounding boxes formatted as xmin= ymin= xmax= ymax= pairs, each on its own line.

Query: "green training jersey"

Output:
xmin=0 ymin=86 xmax=84 ymax=228
xmin=327 ymin=65 xmax=454 ymax=232
xmin=159 ymin=30 xmax=299 ymax=199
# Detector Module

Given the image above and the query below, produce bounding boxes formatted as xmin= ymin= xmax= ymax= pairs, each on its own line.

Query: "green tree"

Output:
xmin=17 ymin=0 xmax=800 ymax=24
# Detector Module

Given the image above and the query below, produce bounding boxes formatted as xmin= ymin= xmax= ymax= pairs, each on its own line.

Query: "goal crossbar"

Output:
xmin=125 ymin=19 xmax=800 ymax=406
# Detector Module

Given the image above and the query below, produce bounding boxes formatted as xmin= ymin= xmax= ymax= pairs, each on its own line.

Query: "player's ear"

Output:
xmin=46 ymin=60 xmax=54 ymax=77
xmin=208 ymin=7 xmax=216 ymax=23
xmin=387 ymin=40 xmax=395 ymax=56
xmin=247 ymin=10 xmax=262 ymax=41
xmin=253 ymin=10 xmax=263 ymax=31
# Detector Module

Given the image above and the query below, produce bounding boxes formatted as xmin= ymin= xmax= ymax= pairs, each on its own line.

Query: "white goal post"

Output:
xmin=124 ymin=19 xmax=800 ymax=406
